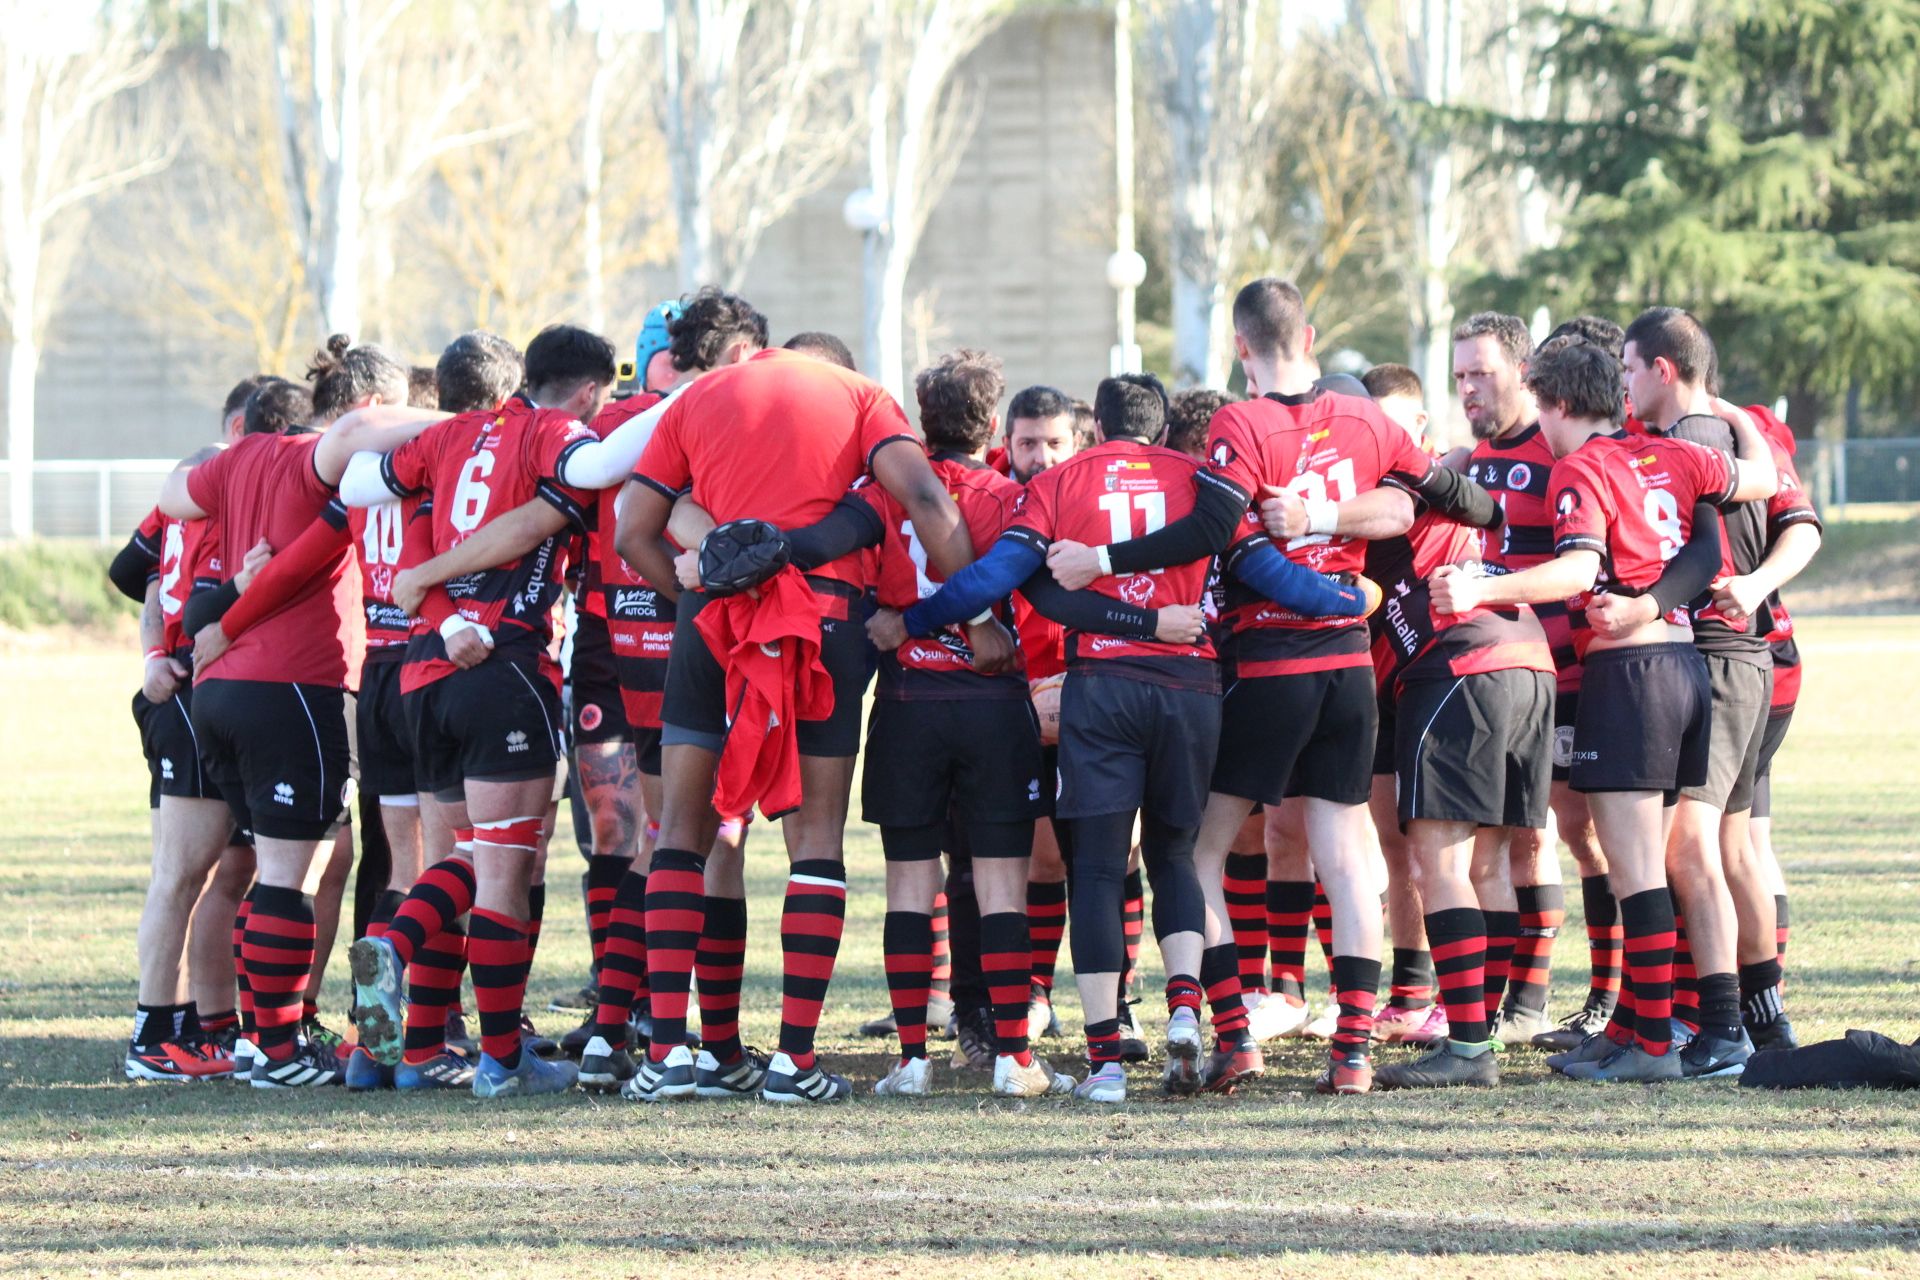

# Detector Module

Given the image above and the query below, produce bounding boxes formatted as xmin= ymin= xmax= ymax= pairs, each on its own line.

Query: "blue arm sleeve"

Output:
xmin=900 ymin=536 xmax=1046 ymax=636
xmin=1224 ymin=538 xmax=1369 ymax=617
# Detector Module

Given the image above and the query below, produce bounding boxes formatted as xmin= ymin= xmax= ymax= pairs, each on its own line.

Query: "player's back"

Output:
xmin=1551 ymin=431 xmax=1733 ymax=611
xmin=865 ymin=453 xmax=1022 ymax=611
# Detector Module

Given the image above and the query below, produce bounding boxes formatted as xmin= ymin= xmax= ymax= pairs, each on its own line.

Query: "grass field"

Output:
xmin=3 ymin=618 xmax=1918 ymax=1279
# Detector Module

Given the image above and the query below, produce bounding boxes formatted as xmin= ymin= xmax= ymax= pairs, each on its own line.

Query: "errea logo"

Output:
xmin=160 ymin=757 xmax=175 ymax=781
xmin=1027 ymin=778 xmax=1041 ymax=802
xmin=273 ymin=782 xmax=295 ymax=805
xmin=506 ymin=730 xmax=529 ymax=753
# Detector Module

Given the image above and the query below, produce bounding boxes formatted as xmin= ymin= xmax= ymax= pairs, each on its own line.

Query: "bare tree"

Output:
xmin=855 ymin=0 xmax=1007 ymax=400
xmin=661 ymin=0 xmax=862 ymax=292
xmin=1 ymin=6 xmax=170 ymax=537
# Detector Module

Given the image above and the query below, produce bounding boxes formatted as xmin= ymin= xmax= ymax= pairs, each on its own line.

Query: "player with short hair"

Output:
xmin=1430 ymin=335 xmax=1776 ymax=1083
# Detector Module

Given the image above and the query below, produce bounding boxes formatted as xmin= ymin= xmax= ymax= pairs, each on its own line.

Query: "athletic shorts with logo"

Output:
xmin=406 ymin=658 xmax=566 ymax=796
xmin=863 ymin=696 xmax=1048 ymax=836
xmin=1394 ymin=667 xmax=1553 ymax=829
xmin=192 ymin=679 xmax=351 ymax=840
xmin=569 ymin=610 xmax=633 ymax=748
xmin=1055 ymin=671 xmax=1221 ymax=829
xmin=1569 ymin=643 xmax=1711 ymax=796
xmin=1212 ymin=665 xmax=1376 ymax=807
xmin=1550 ymin=690 xmax=1580 ymax=783
xmin=132 ymin=683 xmax=224 ymax=808
xmin=355 ymin=657 xmax=416 ymax=799
xmin=1683 ymin=654 xmax=1772 ymax=813
xmin=659 ymin=577 xmax=872 ymax=758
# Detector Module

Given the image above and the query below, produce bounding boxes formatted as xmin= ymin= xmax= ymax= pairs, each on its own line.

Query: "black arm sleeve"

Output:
xmin=182 ymin=580 xmax=241 ymax=638
xmin=1104 ymin=474 xmax=1249 ymax=575
xmin=787 ymin=497 xmax=886 ymax=571
xmin=1646 ymin=503 xmax=1723 ymax=614
xmin=1018 ymin=567 xmax=1159 ymax=640
xmin=1397 ymin=464 xmax=1501 ymax=531
xmin=108 ymin=537 xmax=158 ymax=602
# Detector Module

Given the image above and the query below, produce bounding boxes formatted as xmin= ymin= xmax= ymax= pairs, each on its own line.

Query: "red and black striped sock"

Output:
xmin=696 ymin=895 xmax=749 ymax=1061
xmin=366 ymin=888 xmax=406 ymax=941
xmin=1482 ymin=909 xmax=1520 ymax=1017
xmin=1120 ymin=867 xmax=1145 ymax=988
xmin=527 ymin=883 xmax=546 ymax=953
xmin=1312 ymin=882 xmax=1336 ymax=994
xmin=1509 ymin=883 xmax=1563 ymax=1015
xmin=777 ymin=859 xmax=846 ymax=1068
xmin=1619 ymin=889 xmax=1676 ymax=1055
xmin=1388 ymin=947 xmax=1436 ymax=1011
xmin=883 ymin=911 xmax=934 ymax=1060
xmin=402 ymin=922 xmax=466 ymax=1066
xmin=1026 ymin=878 xmax=1067 ymax=993
xmin=1774 ymin=893 xmax=1790 ymax=972
xmin=1165 ymin=973 xmax=1204 ymax=1019
xmin=1223 ymin=851 xmax=1269 ymax=994
xmin=981 ymin=911 xmax=1034 ymax=1061
xmin=593 ymin=868 xmax=648 ymax=1045
xmin=469 ymin=909 xmax=531 ymax=1069
xmin=930 ymin=891 xmax=952 ymax=990
xmin=1267 ymin=880 xmax=1314 ymax=1001
xmin=386 ymin=856 xmax=477 ymax=966
xmin=1581 ymin=874 xmax=1623 ymax=1004
xmin=201 ymin=1008 xmax=237 ymax=1035
xmin=584 ymin=854 xmax=627 ymax=972
xmin=233 ymin=891 xmax=256 ymax=1039
xmin=1329 ymin=954 xmax=1381 ymax=1055
xmin=1670 ymin=892 xmax=1699 ymax=1033
xmin=1085 ymin=1016 xmax=1122 ymax=1068
xmin=242 ymin=884 xmax=315 ymax=1061
xmin=1425 ymin=907 xmax=1489 ymax=1044
xmin=643 ymin=848 xmax=706 ymax=1063
xmin=1200 ymin=943 xmax=1249 ymax=1038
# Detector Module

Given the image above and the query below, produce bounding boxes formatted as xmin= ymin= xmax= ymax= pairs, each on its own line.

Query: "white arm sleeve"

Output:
xmin=338 ymin=451 xmax=400 ymax=508
xmin=555 ymin=388 xmax=680 ymax=491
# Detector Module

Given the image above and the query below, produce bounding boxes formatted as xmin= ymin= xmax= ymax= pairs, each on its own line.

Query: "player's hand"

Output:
xmin=1711 ymin=574 xmax=1768 ymax=624
xmin=445 ymin=625 xmax=491 ymax=669
xmin=1153 ymin=604 xmax=1206 ymax=645
xmin=234 ymin=539 xmax=273 ymax=593
xmin=391 ymin=568 xmax=427 ymax=617
xmin=674 ymin=547 xmax=702 ymax=592
xmin=1046 ymin=540 xmax=1102 ymax=591
xmin=191 ymin=622 xmax=231 ymax=671
xmin=866 ymin=607 xmax=907 ymax=652
xmin=1427 ymin=563 xmax=1482 ymax=615
xmin=143 ymin=653 xmax=187 ymax=702
xmin=965 ymin=618 xmax=1016 ymax=674
xmin=1258 ymin=485 xmax=1309 ymax=539
xmin=1586 ymin=590 xmax=1659 ymax=638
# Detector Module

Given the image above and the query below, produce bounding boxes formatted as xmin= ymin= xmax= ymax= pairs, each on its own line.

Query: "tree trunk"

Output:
xmin=1166 ymin=0 xmax=1218 ymax=388
xmin=581 ymin=33 xmax=616 ymax=335
xmin=5 ymin=334 xmax=35 ymax=539
xmin=663 ymin=0 xmax=717 ymax=292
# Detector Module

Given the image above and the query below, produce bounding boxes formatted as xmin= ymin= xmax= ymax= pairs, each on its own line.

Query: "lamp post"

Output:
xmin=1109 ymin=0 xmax=1142 ymax=375
xmin=842 ymin=187 xmax=888 ymax=382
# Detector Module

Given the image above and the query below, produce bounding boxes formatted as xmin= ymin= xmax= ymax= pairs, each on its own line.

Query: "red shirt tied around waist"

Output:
xmin=377 ymin=396 xmax=594 ymax=693
xmin=1204 ymin=391 xmax=1431 ymax=676
xmin=1001 ymin=439 xmax=1216 ymax=691
xmin=185 ymin=432 xmax=362 ymax=686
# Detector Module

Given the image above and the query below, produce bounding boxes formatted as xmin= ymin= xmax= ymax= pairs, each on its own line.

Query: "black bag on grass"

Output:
xmin=1740 ymin=1029 xmax=1920 ymax=1090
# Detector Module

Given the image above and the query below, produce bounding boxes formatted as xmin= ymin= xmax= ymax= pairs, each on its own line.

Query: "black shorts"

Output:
xmin=1682 ymin=655 xmax=1771 ymax=814
xmin=1371 ymin=684 xmax=1397 ymax=777
xmin=1551 ymin=691 xmax=1580 ymax=783
xmin=660 ymin=578 xmax=872 ymax=759
xmin=1212 ymin=665 xmax=1375 ymax=806
xmin=406 ymin=659 xmax=565 ymax=796
xmin=355 ymin=657 xmax=416 ymax=799
xmin=1395 ymin=667 xmax=1553 ymax=830
xmin=192 ymin=679 xmax=351 ymax=840
xmin=132 ymin=684 xmax=222 ymax=806
xmin=863 ymin=696 xmax=1047 ymax=832
xmin=1751 ymin=709 xmax=1794 ymax=820
xmin=570 ymin=612 xmax=632 ymax=746
xmin=1570 ymin=644 xmax=1711 ymax=796
xmin=1056 ymin=672 xmax=1221 ymax=829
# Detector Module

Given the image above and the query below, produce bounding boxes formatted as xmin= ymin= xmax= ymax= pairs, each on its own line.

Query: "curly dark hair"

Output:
xmin=1524 ymin=335 xmax=1625 ymax=425
xmin=306 ymin=334 xmax=410 ymax=422
xmin=1166 ymin=387 xmax=1235 ymax=459
xmin=916 ymin=349 xmax=1005 ymax=454
xmin=670 ymin=286 xmax=769 ymax=372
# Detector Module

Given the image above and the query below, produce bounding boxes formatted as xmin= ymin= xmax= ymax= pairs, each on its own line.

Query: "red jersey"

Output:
xmin=378 ymin=397 xmax=594 ymax=692
xmin=186 ymin=432 xmax=361 ymax=687
xmin=1003 ymin=439 xmax=1216 ymax=691
xmin=582 ymin=394 xmax=678 ymax=727
xmin=1549 ymin=432 xmax=1738 ymax=652
xmin=1014 ymin=596 xmax=1067 ymax=682
xmin=1202 ymin=390 xmax=1432 ymax=676
xmin=133 ymin=507 xmax=203 ymax=657
xmin=1762 ymin=441 xmax=1820 ymax=715
xmin=320 ymin=497 xmax=417 ymax=661
xmin=856 ymin=451 xmax=1027 ymax=699
xmin=583 ymin=393 xmax=664 ymax=618
xmin=1369 ymin=508 xmax=1554 ymax=688
xmin=633 ymin=347 xmax=916 ymax=588
xmin=1467 ymin=424 xmax=1587 ymax=690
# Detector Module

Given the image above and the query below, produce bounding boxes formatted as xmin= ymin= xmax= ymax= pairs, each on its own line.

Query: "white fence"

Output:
xmin=0 ymin=461 xmax=179 ymax=542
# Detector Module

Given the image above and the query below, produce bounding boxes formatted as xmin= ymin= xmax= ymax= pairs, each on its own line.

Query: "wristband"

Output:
xmin=1303 ymin=497 xmax=1340 ymax=536
xmin=145 ymin=647 xmax=168 ymax=662
xmin=1095 ymin=545 xmax=1113 ymax=577
xmin=965 ymin=609 xmax=994 ymax=627
xmin=439 ymin=614 xmax=495 ymax=649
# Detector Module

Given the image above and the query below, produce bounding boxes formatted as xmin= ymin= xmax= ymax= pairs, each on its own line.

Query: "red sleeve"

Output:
xmin=218 ymin=515 xmax=351 ymax=639
xmin=856 ymin=385 xmax=919 ymax=472
xmin=528 ymin=414 xmax=596 ymax=524
xmin=1203 ymin=405 xmax=1264 ymax=499
xmin=1007 ymin=471 xmax=1057 ymax=543
xmin=185 ymin=447 xmax=231 ymax=516
xmin=634 ymin=399 xmax=692 ymax=498
xmin=293 ymin=435 xmax=331 ymax=503
xmin=135 ymin=506 xmax=165 ymax=547
xmin=382 ymin=430 xmax=435 ymax=497
xmin=418 ymin=586 xmax=457 ymax=628
xmin=1380 ymin=414 xmax=1437 ymax=485
xmin=1766 ymin=445 xmax=1820 ymax=532
xmin=1550 ymin=454 xmax=1608 ymax=557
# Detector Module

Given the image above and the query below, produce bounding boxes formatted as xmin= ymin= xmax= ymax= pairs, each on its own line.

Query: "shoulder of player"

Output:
xmin=589 ymin=392 xmax=663 ymax=437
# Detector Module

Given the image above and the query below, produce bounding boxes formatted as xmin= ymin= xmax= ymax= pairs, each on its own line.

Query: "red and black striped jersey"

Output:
xmin=377 ymin=397 xmax=594 ymax=693
xmin=1467 ymin=424 xmax=1586 ymax=690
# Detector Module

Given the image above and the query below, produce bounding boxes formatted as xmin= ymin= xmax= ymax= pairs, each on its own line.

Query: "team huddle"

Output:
xmin=110 ymin=276 xmax=1821 ymax=1103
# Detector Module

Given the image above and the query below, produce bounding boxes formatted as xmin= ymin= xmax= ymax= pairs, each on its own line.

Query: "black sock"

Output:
xmin=1388 ymin=946 xmax=1435 ymax=1010
xmin=176 ymin=1001 xmax=201 ymax=1039
xmin=1696 ymin=971 xmax=1740 ymax=1038
xmin=1739 ymin=958 xmax=1785 ymax=1028
xmin=132 ymin=1003 xmax=178 ymax=1048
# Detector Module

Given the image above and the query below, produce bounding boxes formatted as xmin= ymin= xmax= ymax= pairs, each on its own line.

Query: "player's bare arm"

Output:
xmin=666 ymin=494 xmax=715 ymax=551
xmin=139 ymin=581 xmax=185 ymax=704
xmin=313 ymin=405 xmax=447 ymax=487
xmin=1713 ymin=402 xmax=1781 ymax=504
xmin=613 ymin=478 xmax=679 ymax=599
xmin=390 ymin=498 xmax=570 ymax=616
xmin=870 ymin=438 xmax=975 ymax=578
xmin=1713 ymin=521 xmax=1821 ymax=624
xmin=1432 ymin=549 xmax=1601 ymax=615
xmin=1257 ymin=482 xmax=1415 ymax=541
